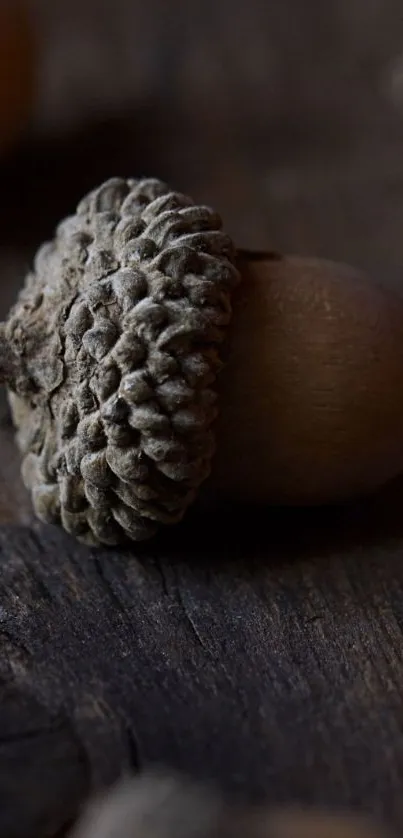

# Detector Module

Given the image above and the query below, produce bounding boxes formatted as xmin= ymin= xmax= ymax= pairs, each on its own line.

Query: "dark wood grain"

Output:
xmin=2 ymin=489 xmax=403 ymax=836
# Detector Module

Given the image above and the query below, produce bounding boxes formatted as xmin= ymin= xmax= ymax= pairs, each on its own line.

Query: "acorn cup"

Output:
xmin=1 ymin=176 xmax=403 ymax=547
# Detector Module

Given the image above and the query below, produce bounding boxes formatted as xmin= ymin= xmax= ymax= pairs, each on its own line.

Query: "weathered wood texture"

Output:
xmin=2 ymin=490 xmax=403 ymax=838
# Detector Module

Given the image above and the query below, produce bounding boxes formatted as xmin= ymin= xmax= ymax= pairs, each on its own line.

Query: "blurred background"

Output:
xmin=3 ymin=0 xmax=403 ymax=314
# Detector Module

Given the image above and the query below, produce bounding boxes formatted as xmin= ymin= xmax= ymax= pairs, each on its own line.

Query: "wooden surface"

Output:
xmin=4 ymin=492 xmax=403 ymax=837
xmin=4 ymin=2 xmax=403 ymax=835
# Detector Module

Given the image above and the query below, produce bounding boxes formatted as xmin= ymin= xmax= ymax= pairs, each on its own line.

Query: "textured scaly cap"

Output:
xmin=3 ymin=177 xmax=240 ymax=545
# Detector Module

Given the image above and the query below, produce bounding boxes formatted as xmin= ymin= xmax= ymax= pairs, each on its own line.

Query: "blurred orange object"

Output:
xmin=0 ymin=1 xmax=35 ymax=153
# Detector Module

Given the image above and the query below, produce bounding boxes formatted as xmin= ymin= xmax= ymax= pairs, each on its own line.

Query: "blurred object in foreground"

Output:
xmin=0 ymin=0 xmax=35 ymax=154
xmin=71 ymin=772 xmax=392 ymax=838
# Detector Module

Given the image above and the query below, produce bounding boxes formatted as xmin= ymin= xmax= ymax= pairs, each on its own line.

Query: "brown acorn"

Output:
xmin=2 ymin=176 xmax=403 ymax=547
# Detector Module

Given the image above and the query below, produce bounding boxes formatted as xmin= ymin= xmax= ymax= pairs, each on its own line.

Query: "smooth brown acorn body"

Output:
xmin=212 ymin=254 xmax=403 ymax=505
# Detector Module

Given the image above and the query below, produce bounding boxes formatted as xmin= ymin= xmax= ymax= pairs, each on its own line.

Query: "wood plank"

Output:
xmin=1 ymin=489 xmax=403 ymax=836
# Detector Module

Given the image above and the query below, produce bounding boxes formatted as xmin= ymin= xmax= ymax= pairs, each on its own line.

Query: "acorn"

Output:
xmin=2 ymin=176 xmax=403 ymax=547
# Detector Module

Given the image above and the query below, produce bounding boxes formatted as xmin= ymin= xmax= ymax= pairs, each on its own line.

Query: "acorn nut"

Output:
xmin=2 ymin=176 xmax=403 ymax=546
xmin=212 ymin=253 xmax=403 ymax=505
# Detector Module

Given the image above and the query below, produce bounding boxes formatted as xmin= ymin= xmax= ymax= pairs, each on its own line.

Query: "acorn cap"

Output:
xmin=2 ymin=177 xmax=240 ymax=545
